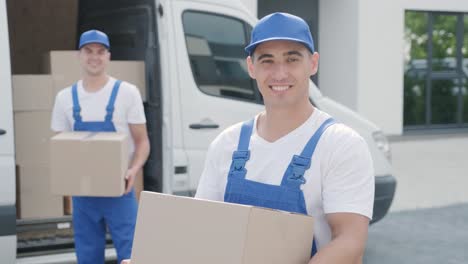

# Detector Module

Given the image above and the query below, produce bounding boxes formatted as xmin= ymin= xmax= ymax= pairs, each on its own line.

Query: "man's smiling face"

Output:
xmin=247 ymin=40 xmax=318 ymax=109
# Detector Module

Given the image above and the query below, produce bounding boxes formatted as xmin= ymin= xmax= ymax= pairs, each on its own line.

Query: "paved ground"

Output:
xmin=364 ymin=203 xmax=468 ymax=263
xmin=389 ymin=133 xmax=468 ymax=211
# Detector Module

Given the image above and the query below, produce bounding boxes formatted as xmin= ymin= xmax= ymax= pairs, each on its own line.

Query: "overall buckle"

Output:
xmin=288 ymin=155 xmax=311 ymax=184
xmin=231 ymin=150 xmax=250 ymax=170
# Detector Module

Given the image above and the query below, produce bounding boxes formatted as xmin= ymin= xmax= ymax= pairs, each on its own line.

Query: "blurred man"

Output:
xmin=51 ymin=29 xmax=149 ymax=264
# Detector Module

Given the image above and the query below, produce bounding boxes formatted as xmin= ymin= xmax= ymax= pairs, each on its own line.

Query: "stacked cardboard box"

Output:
xmin=12 ymin=75 xmax=63 ymax=219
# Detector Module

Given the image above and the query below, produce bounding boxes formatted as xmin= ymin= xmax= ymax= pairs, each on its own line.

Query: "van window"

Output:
xmin=182 ymin=11 xmax=257 ymax=102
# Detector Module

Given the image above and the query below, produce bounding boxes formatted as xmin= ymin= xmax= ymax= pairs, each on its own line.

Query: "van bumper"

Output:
xmin=371 ymin=174 xmax=397 ymax=224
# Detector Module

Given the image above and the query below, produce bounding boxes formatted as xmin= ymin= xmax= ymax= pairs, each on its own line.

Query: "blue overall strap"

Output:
xmin=72 ymin=83 xmax=82 ymax=122
xmin=229 ymin=119 xmax=254 ymax=177
xmin=301 ymin=118 xmax=336 ymax=158
xmin=105 ymin=80 xmax=122 ymax=122
xmin=284 ymin=118 xmax=336 ymax=187
xmin=237 ymin=118 xmax=254 ymax=151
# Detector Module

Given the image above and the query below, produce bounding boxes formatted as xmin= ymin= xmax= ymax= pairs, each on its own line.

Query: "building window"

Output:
xmin=182 ymin=11 xmax=259 ymax=103
xmin=404 ymin=11 xmax=468 ymax=129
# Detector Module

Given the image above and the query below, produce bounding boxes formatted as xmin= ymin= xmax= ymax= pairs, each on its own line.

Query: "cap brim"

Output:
xmin=79 ymin=40 xmax=110 ymax=49
xmin=245 ymin=37 xmax=314 ymax=55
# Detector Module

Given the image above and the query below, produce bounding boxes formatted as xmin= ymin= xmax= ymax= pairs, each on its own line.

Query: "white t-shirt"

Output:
xmin=51 ymin=76 xmax=146 ymax=154
xmin=195 ymin=109 xmax=374 ymax=249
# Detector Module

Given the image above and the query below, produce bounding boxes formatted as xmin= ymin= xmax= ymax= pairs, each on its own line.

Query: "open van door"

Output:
xmin=78 ymin=0 xmax=164 ymax=193
xmin=169 ymin=0 xmax=263 ymax=193
xmin=0 ymin=0 xmax=17 ymax=261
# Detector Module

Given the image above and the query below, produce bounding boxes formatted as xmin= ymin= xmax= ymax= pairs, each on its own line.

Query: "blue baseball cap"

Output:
xmin=245 ymin=12 xmax=315 ymax=55
xmin=78 ymin=29 xmax=110 ymax=49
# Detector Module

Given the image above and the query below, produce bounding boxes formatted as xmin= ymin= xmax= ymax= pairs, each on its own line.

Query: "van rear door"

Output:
xmin=0 ymin=0 xmax=17 ymax=261
xmin=170 ymin=1 xmax=263 ymax=193
xmin=78 ymin=0 xmax=164 ymax=193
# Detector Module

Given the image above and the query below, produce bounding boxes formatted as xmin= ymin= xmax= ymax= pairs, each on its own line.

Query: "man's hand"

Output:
xmin=121 ymin=259 xmax=131 ymax=264
xmin=125 ymin=123 xmax=150 ymax=195
xmin=125 ymin=167 xmax=139 ymax=194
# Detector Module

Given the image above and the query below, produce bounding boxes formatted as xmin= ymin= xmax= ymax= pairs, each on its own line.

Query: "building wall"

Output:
xmin=319 ymin=0 xmax=468 ymax=135
xmin=403 ymin=0 xmax=468 ymax=12
xmin=357 ymin=0 xmax=404 ymax=135
xmin=318 ymin=0 xmax=359 ymax=111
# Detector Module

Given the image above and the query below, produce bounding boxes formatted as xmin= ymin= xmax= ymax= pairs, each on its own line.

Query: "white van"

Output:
xmin=0 ymin=0 xmax=396 ymax=262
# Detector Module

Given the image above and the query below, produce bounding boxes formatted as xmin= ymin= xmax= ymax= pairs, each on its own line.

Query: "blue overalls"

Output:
xmin=224 ymin=117 xmax=336 ymax=257
xmin=71 ymin=80 xmax=138 ymax=264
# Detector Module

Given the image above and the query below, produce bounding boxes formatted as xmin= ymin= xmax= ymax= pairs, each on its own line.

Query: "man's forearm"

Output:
xmin=308 ymin=234 xmax=365 ymax=264
xmin=308 ymin=212 xmax=369 ymax=264
xmin=130 ymin=139 xmax=150 ymax=172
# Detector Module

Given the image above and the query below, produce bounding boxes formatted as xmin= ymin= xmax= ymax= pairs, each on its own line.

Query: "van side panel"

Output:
xmin=171 ymin=1 xmax=264 ymax=192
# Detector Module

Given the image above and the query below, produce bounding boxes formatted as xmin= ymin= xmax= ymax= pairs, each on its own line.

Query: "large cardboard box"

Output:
xmin=17 ymin=166 xmax=64 ymax=219
xmin=131 ymin=192 xmax=314 ymax=264
xmin=50 ymin=132 xmax=129 ymax=196
xmin=14 ymin=111 xmax=53 ymax=166
xmin=12 ymin=75 xmax=55 ymax=111
xmin=43 ymin=51 xmax=147 ymax=100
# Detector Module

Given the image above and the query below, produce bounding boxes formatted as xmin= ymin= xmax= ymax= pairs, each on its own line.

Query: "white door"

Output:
xmin=171 ymin=1 xmax=263 ymax=192
xmin=0 ymin=0 xmax=17 ymax=262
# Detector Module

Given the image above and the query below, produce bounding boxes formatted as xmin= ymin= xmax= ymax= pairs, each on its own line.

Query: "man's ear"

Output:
xmin=310 ymin=52 xmax=320 ymax=76
xmin=247 ymin=56 xmax=256 ymax=79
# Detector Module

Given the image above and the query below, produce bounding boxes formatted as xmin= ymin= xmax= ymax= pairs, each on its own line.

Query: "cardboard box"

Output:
xmin=43 ymin=51 xmax=147 ymax=100
xmin=63 ymin=196 xmax=73 ymax=215
xmin=17 ymin=166 xmax=64 ymax=219
xmin=131 ymin=192 xmax=314 ymax=264
xmin=14 ymin=111 xmax=53 ymax=166
xmin=12 ymin=75 xmax=55 ymax=111
xmin=108 ymin=61 xmax=146 ymax=101
xmin=50 ymin=132 xmax=129 ymax=196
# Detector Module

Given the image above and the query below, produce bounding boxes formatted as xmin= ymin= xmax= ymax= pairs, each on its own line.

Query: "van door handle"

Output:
xmin=189 ymin=123 xmax=219 ymax=129
xmin=0 ymin=129 xmax=6 ymax=135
